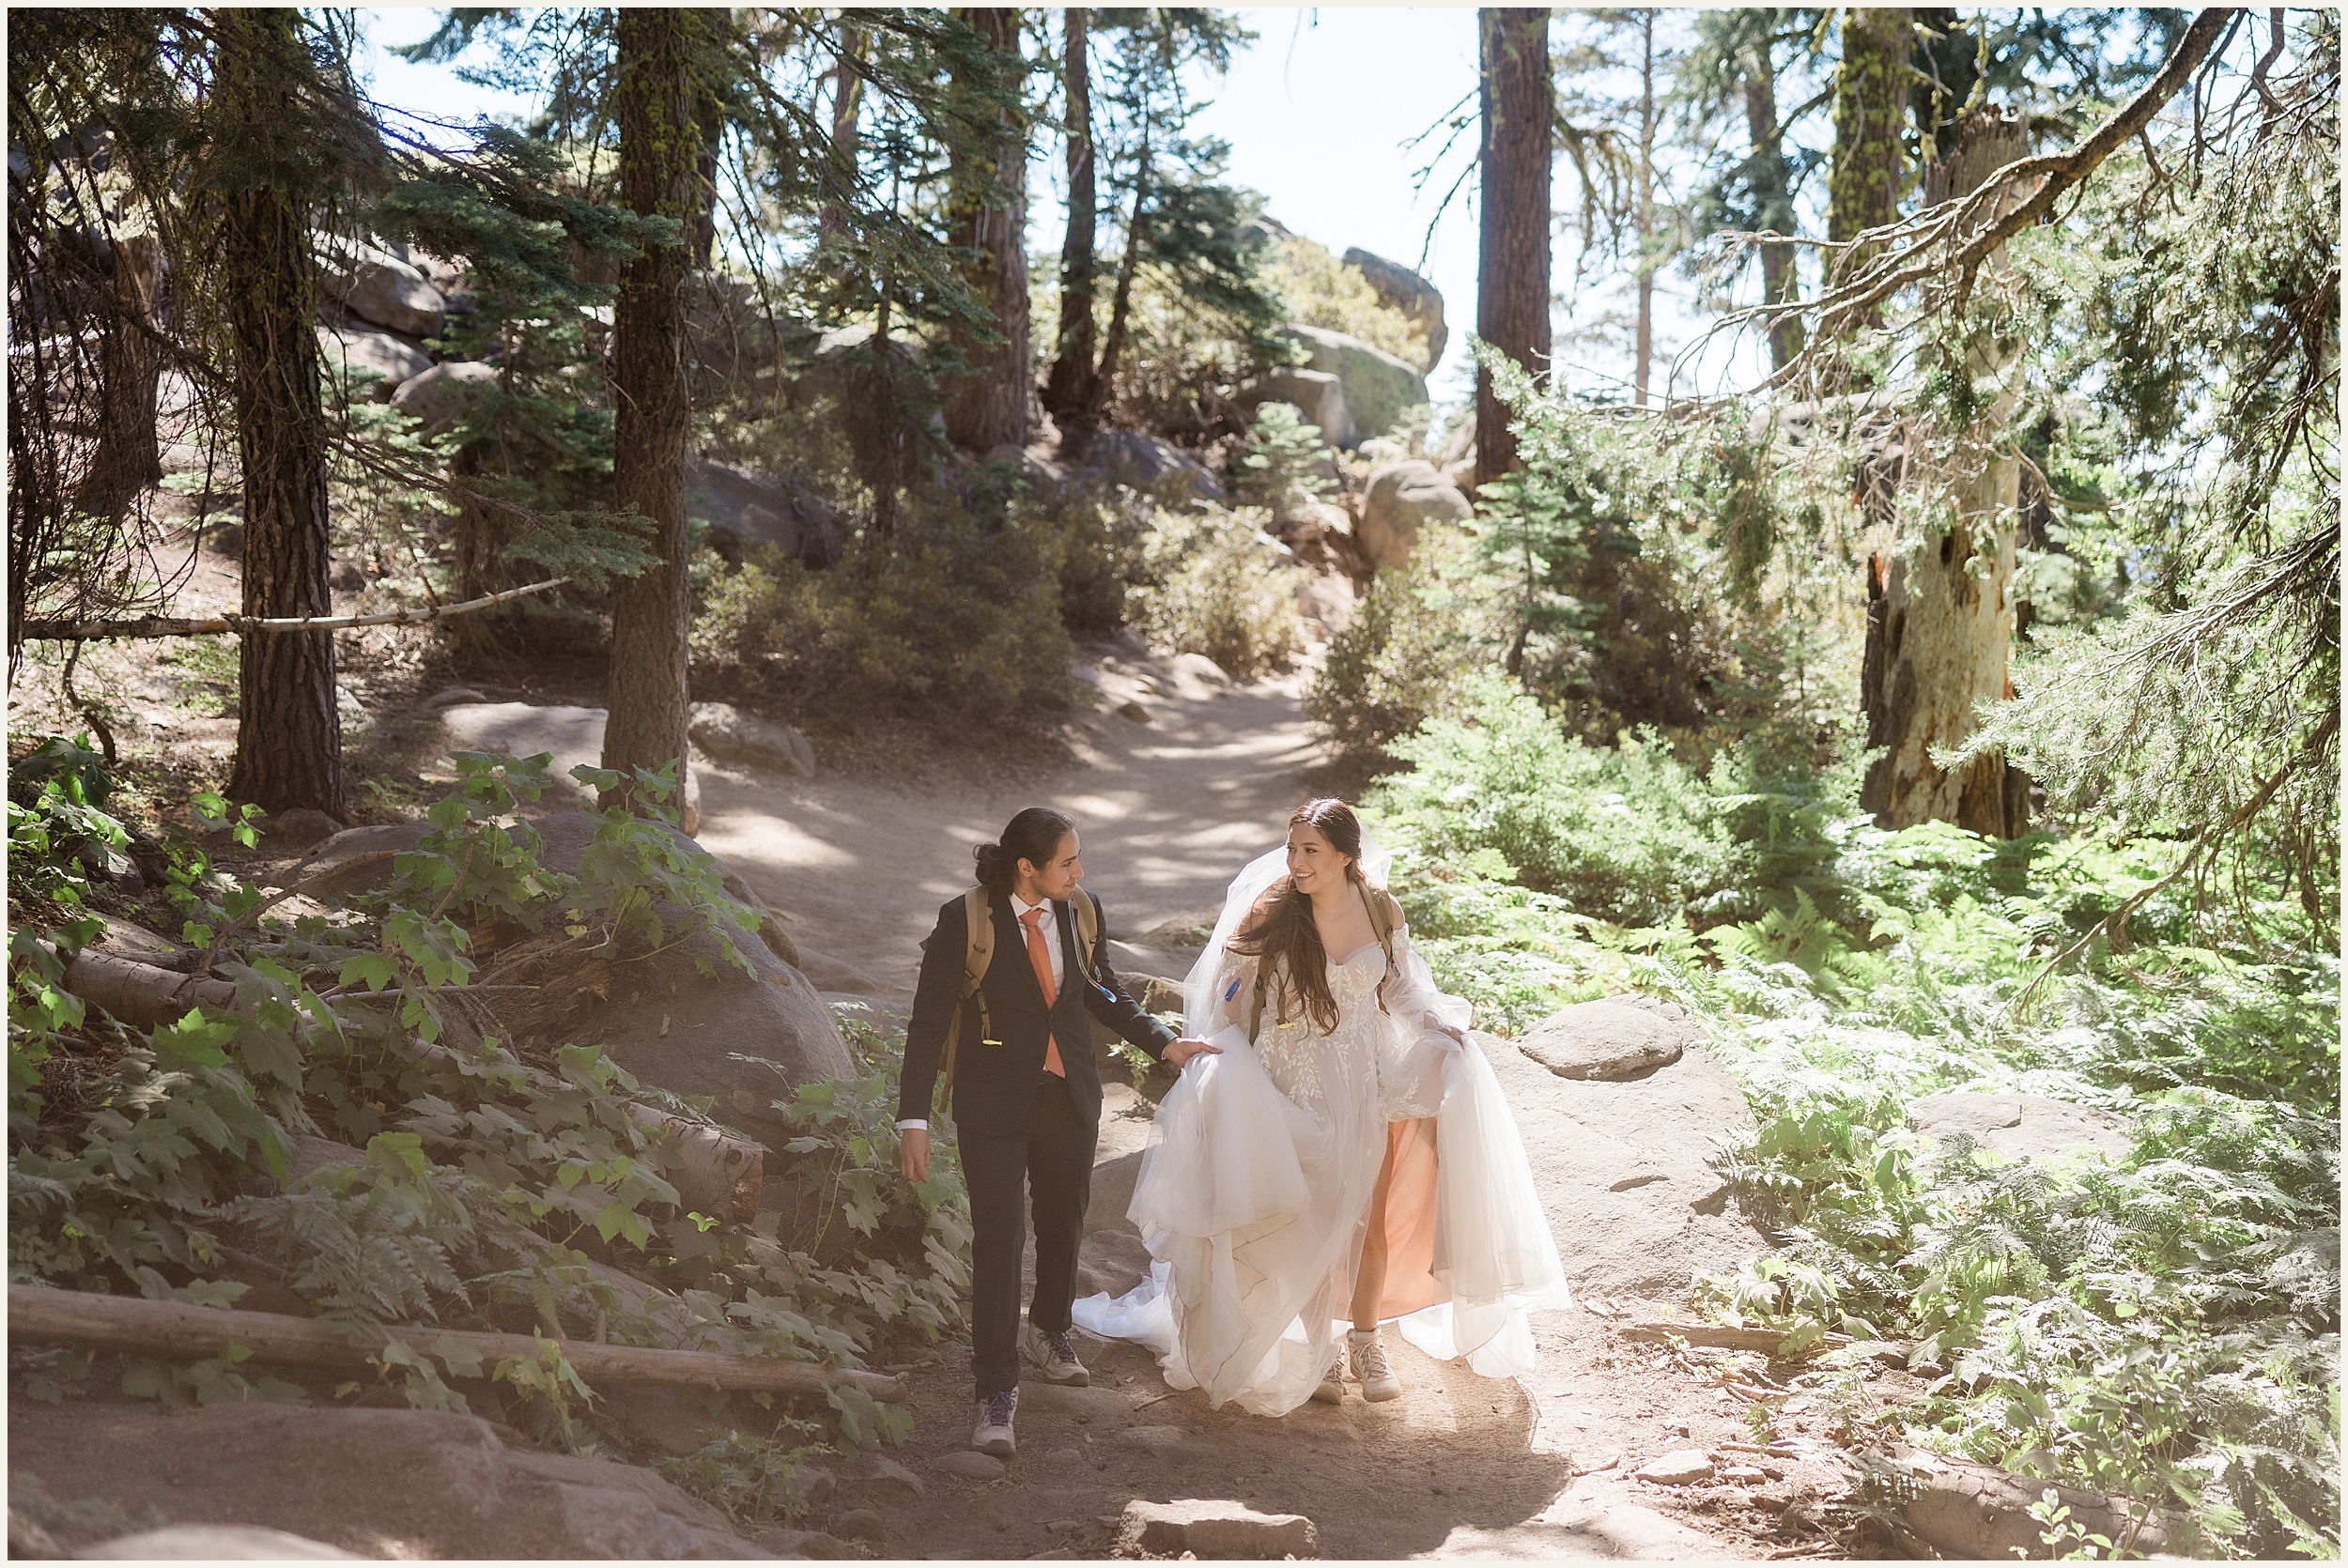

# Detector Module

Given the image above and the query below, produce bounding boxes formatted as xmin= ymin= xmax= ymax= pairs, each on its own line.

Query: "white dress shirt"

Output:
xmin=900 ymin=895 xmax=1065 ymax=1133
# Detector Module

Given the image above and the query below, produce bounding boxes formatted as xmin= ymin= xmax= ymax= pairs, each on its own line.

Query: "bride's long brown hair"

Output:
xmin=1228 ymin=799 xmax=1385 ymax=1037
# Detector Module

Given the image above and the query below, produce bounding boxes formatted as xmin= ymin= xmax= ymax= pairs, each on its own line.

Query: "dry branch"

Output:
xmin=16 ymin=575 xmax=570 ymax=641
xmin=6 ymin=1284 xmax=907 ymax=1402
xmin=1621 ymin=1320 xmax=1913 ymax=1367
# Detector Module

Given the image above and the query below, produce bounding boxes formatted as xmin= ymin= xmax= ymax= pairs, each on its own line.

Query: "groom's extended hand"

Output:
xmin=898 ymin=1128 xmax=931 ymax=1183
xmin=1166 ymin=1037 xmax=1222 ymax=1068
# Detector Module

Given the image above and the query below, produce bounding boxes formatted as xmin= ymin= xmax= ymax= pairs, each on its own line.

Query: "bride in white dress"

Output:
xmin=1072 ymin=800 xmax=1568 ymax=1417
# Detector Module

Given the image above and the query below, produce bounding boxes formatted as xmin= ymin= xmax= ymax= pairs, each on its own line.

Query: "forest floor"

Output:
xmin=8 ymin=555 xmax=1904 ymax=1560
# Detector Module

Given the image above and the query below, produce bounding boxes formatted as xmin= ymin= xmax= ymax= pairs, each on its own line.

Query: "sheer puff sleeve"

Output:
xmin=1375 ymin=922 xmax=1469 ymax=1120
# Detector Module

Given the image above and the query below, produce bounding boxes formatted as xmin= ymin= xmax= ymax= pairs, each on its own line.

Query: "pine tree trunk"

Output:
xmin=602 ymin=8 xmax=704 ymax=822
xmin=1042 ymin=7 xmax=1097 ymax=428
xmin=1633 ymin=10 xmax=1656 ymax=407
xmin=942 ymin=7 xmax=1031 ymax=453
xmin=818 ymin=27 xmax=865 ymax=244
xmin=1827 ymin=8 xmax=1910 ymax=287
xmin=1088 ymin=131 xmax=1149 ymax=427
xmin=77 ymin=231 xmax=163 ymax=523
xmin=215 ymin=9 xmax=343 ymax=821
xmin=1859 ymin=110 xmax=2032 ymax=838
xmin=1742 ymin=43 xmax=1804 ymax=372
xmin=1475 ymin=8 xmax=1552 ymax=489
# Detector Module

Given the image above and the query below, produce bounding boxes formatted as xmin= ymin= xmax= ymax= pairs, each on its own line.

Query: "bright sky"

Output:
xmin=351 ymin=7 xmax=1771 ymax=412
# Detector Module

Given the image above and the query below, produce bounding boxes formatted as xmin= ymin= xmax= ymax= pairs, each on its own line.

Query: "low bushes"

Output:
xmin=1124 ymin=504 xmax=1303 ymax=680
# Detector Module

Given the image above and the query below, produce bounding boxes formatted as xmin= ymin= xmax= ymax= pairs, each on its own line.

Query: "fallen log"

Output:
xmin=40 ymin=943 xmax=763 ymax=1221
xmin=1621 ymin=1320 xmax=1913 ymax=1366
xmin=7 ymin=1284 xmax=906 ymax=1403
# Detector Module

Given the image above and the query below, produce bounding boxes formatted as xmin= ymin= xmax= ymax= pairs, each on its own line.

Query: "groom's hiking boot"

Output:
xmin=973 ymin=1390 xmax=1018 ymax=1457
xmin=1024 ymin=1323 xmax=1090 ymax=1386
xmin=1349 ymin=1328 xmax=1402 ymax=1402
xmin=1312 ymin=1351 xmax=1348 ymax=1404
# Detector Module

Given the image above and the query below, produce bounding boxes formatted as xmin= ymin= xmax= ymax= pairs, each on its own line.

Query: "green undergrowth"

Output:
xmin=1369 ymin=698 xmax=2340 ymax=1560
xmin=7 ymin=744 xmax=970 ymax=1493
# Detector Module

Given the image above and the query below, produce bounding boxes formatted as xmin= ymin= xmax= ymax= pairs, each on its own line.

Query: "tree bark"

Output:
xmin=817 ymin=25 xmax=866 ymax=245
xmin=76 ymin=230 xmax=164 ymax=523
xmin=1475 ymin=8 xmax=1552 ymax=489
xmin=215 ymin=8 xmax=344 ymax=822
xmin=1089 ymin=127 xmax=1149 ymax=426
xmin=1859 ymin=110 xmax=2032 ymax=838
xmin=1742 ymin=38 xmax=1804 ymax=372
xmin=8 ymin=1284 xmax=907 ymax=1402
xmin=602 ymin=9 xmax=705 ymax=823
xmin=1827 ymin=8 xmax=1911 ymax=289
xmin=942 ymin=7 xmax=1032 ymax=453
xmin=1633 ymin=10 xmax=1656 ymax=407
xmin=1042 ymin=7 xmax=1098 ymax=427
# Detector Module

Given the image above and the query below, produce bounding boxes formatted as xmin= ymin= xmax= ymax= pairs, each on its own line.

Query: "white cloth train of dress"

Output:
xmin=1072 ymin=847 xmax=1569 ymax=1417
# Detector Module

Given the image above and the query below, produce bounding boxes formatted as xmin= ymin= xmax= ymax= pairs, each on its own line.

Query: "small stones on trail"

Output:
xmin=1634 ymin=1450 xmax=1717 ymax=1486
xmin=846 ymin=1454 xmax=923 ymax=1495
xmin=933 ymin=1451 xmax=1009 ymax=1482
xmin=1573 ymin=1452 xmax=1624 ymax=1476
xmin=1117 ymin=699 xmax=1151 ymax=724
xmin=1038 ymin=1449 xmax=1088 ymax=1470
xmin=1722 ymin=1465 xmax=1769 ymax=1484
xmin=831 ymin=1509 xmax=887 ymax=1543
xmin=1117 ymin=1424 xmax=1188 ymax=1457
xmin=265 ymin=807 xmax=344 ymax=853
xmin=1119 ymin=1499 xmax=1320 ymax=1560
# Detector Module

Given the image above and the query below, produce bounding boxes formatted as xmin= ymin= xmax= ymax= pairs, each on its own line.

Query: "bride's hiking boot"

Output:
xmin=1023 ymin=1323 xmax=1090 ymax=1387
xmin=1312 ymin=1350 xmax=1348 ymax=1404
xmin=973 ymin=1389 xmax=1018 ymax=1457
xmin=1349 ymin=1328 xmax=1402 ymax=1402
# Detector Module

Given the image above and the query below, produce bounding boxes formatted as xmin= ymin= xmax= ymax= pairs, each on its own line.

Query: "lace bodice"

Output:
xmin=1214 ymin=937 xmax=1448 ymax=1120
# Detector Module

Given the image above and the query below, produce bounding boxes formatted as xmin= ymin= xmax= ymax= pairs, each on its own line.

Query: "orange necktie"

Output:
xmin=1022 ymin=907 xmax=1066 ymax=1078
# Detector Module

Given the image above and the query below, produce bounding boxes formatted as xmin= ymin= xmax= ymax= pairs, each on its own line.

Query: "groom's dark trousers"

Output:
xmin=901 ymin=889 xmax=1176 ymax=1401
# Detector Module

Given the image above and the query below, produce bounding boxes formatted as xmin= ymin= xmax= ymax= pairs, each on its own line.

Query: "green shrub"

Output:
xmin=1377 ymin=676 xmax=1736 ymax=924
xmin=1263 ymin=235 xmax=1428 ymax=366
xmin=1306 ymin=539 xmax=1485 ymax=756
xmin=692 ymin=494 xmax=1077 ymax=731
xmin=1234 ymin=401 xmax=1336 ymax=519
xmin=1126 ymin=505 xmax=1303 ymax=679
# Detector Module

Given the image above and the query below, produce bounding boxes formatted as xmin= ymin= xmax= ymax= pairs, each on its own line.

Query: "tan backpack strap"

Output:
xmin=939 ymin=886 xmax=996 ymax=1111
xmin=1071 ymin=889 xmax=1102 ymax=989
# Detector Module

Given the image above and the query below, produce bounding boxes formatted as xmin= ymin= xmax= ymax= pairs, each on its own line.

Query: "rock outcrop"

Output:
xmin=1284 ymin=324 xmax=1429 ymax=446
xmin=1342 ymin=246 xmax=1447 ymax=371
xmin=8 ymin=1402 xmax=768 ymax=1559
xmin=1516 ymin=995 xmax=1695 ymax=1081
xmin=1356 ymin=459 xmax=1473 ymax=567
xmin=317 ymin=239 xmax=447 ymax=341
xmin=316 ymin=324 xmax=429 ymax=402
xmin=690 ymin=701 xmax=816 ymax=778
xmin=390 ymin=360 xmax=500 ymax=436
xmin=1908 ymin=1092 xmax=2132 ymax=1162
xmin=1234 ymin=369 xmax=1353 ymax=448
xmin=689 ymin=459 xmax=843 ymax=567
xmin=1062 ymin=428 xmax=1226 ymax=503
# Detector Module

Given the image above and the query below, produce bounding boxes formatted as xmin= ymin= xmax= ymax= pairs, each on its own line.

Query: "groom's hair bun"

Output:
xmin=977 ymin=807 xmax=1077 ymax=895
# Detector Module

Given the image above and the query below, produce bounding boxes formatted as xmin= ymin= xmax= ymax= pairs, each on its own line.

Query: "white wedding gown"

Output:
xmin=1073 ymin=859 xmax=1568 ymax=1417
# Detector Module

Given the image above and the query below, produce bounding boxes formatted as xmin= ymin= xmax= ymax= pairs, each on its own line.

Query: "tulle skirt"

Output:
xmin=1073 ymin=1027 xmax=1568 ymax=1416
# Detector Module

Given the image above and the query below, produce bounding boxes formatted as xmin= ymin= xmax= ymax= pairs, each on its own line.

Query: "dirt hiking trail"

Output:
xmin=679 ymin=661 xmax=1863 ymax=1561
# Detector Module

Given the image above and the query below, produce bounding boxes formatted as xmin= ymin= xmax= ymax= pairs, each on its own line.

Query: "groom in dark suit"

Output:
xmin=897 ymin=807 xmax=1213 ymax=1457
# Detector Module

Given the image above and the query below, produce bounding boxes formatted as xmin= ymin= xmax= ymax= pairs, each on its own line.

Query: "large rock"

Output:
xmin=1119 ymin=1499 xmax=1319 ymax=1560
xmin=81 ymin=1525 xmax=359 ymax=1559
xmin=317 ymin=239 xmax=446 ymax=339
xmin=1284 ymin=323 xmax=1429 ymax=446
xmin=390 ymin=360 xmax=500 ymax=436
xmin=439 ymin=702 xmax=611 ymax=814
xmin=689 ymin=701 xmax=815 ymax=777
xmin=1908 ymin=1093 xmax=2131 ymax=1162
xmin=316 ymin=324 xmax=429 ymax=402
xmin=1517 ymin=996 xmax=1697 ymax=1081
xmin=1476 ymin=1029 xmax=1769 ymax=1298
xmin=1342 ymin=247 xmax=1447 ymax=371
xmin=689 ymin=459 xmax=843 ymax=567
xmin=8 ymin=1402 xmax=765 ymax=1560
xmin=1357 ymin=459 xmax=1473 ymax=567
xmin=1062 ymin=428 xmax=1227 ymax=504
xmin=1234 ymin=371 xmax=1354 ymax=448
